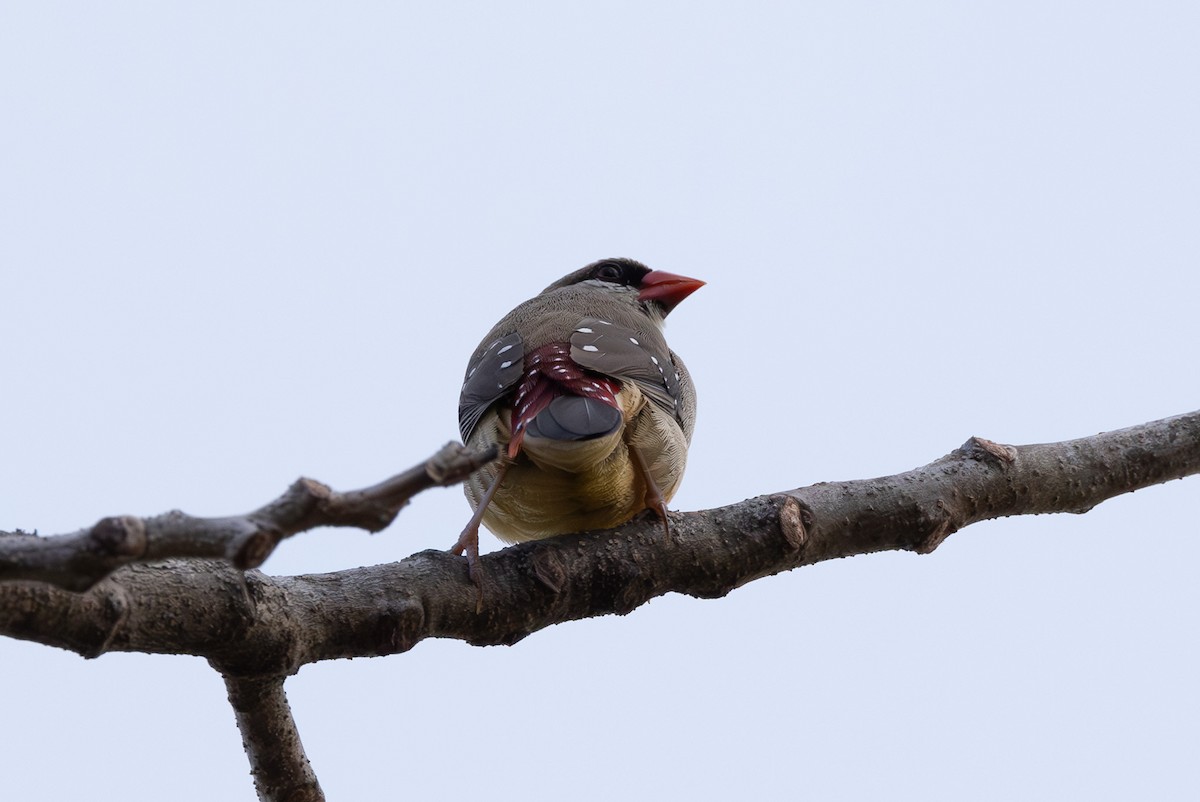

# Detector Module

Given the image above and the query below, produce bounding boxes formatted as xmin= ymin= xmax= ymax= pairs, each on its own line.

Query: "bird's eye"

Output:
xmin=595 ymin=264 xmax=623 ymax=281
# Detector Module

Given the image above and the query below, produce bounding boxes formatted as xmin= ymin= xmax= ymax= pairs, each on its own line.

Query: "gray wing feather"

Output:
xmin=569 ymin=317 xmax=684 ymax=421
xmin=458 ymin=332 xmax=524 ymax=442
xmin=670 ymin=350 xmax=696 ymax=442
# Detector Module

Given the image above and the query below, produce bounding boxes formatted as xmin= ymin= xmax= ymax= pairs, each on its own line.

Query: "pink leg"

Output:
xmin=450 ymin=462 xmax=509 ymax=611
xmin=625 ymin=439 xmax=671 ymax=540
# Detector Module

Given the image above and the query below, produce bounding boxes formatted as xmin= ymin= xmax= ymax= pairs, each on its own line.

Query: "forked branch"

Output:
xmin=2 ymin=411 xmax=1196 ymax=667
xmin=2 ymin=411 xmax=1197 ymax=802
xmin=0 ymin=442 xmax=496 ymax=591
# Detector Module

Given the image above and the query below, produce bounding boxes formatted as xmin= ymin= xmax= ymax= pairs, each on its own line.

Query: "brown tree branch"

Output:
xmin=4 ymin=411 xmax=1197 ymax=802
xmin=226 ymin=675 xmax=324 ymax=802
xmin=0 ymin=442 xmax=496 ymax=592
xmin=2 ymin=411 xmax=1196 ymax=672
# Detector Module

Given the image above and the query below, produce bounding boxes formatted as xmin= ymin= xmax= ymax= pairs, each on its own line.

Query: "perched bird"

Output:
xmin=453 ymin=258 xmax=704 ymax=586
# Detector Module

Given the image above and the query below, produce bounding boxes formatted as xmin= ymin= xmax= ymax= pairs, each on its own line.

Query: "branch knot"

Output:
xmin=960 ymin=436 xmax=1018 ymax=467
xmin=90 ymin=516 xmax=147 ymax=558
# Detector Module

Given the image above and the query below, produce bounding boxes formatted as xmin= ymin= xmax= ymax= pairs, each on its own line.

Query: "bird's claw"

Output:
xmin=450 ymin=525 xmax=486 ymax=613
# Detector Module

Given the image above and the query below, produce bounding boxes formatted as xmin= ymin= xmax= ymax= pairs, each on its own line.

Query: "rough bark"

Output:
xmin=3 ymin=410 xmax=1198 ymax=801
xmin=226 ymin=675 xmax=324 ymax=802
xmin=0 ymin=442 xmax=495 ymax=591
xmin=2 ymin=411 xmax=1196 ymax=666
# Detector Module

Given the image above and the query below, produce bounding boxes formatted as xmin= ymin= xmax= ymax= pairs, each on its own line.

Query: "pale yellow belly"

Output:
xmin=462 ymin=388 xmax=687 ymax=543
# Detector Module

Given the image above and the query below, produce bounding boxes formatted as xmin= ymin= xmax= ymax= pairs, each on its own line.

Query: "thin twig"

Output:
xmin=0 ymin=442 xmax=497 ymax=591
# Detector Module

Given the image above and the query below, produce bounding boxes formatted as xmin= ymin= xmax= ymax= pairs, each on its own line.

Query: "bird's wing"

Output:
xmin=569 ymin=317 xmax=687 ymax=424
xmin=458 ymin=332 xmax=524 ymax=443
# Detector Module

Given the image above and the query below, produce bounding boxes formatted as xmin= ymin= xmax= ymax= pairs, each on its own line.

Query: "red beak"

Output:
xmin=638 ymin=270 xmax=705 ymax=314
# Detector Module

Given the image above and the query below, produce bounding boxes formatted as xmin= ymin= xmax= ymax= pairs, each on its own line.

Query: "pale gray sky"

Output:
xmin=2 ymin=4 xmax=1198 ymax=800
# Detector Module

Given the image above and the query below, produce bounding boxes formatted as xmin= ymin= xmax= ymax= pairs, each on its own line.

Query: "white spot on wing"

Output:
xmin=577 ymin=327 xmax=593 ymax=333
xmin=582 ymin=345 xmax=599 ymax=352
xmin=629 ymin=337 xmax=640 ymax=345
xmin=500 ymin=360 xmax=513 ymax=369
xmin=498 ymin=344 xmax=514 ymax=354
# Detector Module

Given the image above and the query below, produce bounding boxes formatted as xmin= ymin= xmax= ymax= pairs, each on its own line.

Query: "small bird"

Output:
xmin=453 ymin=258 xmax=704 ymax=587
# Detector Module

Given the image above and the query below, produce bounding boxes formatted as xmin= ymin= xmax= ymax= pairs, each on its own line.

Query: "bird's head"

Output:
xmin=543 ymin=258 xmax=705 ymax=318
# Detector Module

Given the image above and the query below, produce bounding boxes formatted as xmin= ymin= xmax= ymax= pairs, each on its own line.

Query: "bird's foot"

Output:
xmin=649 ymin=498 xmax=671 ymax=540
xmin=451 ymin=462 xmax=509 ymax=613
xmin=450 ymin=525 xmax=486 ymax=613
xmin=626 ymin=439 xmax=673 ymax=541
